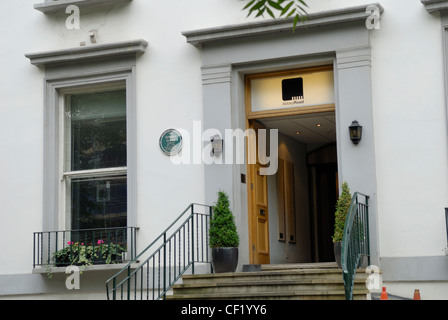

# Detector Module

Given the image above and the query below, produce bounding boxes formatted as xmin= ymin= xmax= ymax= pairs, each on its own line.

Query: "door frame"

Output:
xmin=245 ymin=66 xmax=336 ymax=265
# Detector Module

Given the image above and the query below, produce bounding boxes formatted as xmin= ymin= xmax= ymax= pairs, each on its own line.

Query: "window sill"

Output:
xmin=32 ymin=262 xmax=139 ymax=274
xmin=34 ymin=0 xmax=132 ymax=14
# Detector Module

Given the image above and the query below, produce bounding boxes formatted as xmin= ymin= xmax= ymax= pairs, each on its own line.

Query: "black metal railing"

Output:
xmin=33 ymin=227 xmax=137 ymax=268
xmin=341 ymin=192 xmax=370 ymax=300
xmin=106 ymin=203 xmax=212 ymax=300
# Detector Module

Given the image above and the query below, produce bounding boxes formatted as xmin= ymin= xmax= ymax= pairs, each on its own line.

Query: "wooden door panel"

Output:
xmin=248 ymin=120 xmax=270 ymax=265
xmin=256 ymin=168 xmax=268 ymax=207
xmin=284 ymin=161 xmax=296 ymax=243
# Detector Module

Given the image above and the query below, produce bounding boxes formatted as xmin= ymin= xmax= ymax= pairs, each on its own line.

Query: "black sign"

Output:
xmin=282 ymin=77 xmax=304 ymax=101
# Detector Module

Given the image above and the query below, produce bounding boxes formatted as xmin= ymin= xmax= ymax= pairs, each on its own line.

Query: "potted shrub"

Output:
xmin=209 ymin=191 xmax=240 ymax=273
xmin=332 ymin=182 xmax=352 ymax=268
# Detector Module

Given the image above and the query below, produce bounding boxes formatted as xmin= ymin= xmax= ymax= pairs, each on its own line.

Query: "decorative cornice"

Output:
xmin=421 ymin=0 xmax=448 ymax=13
xmin=336 ymin=46 xmax=372 ymax=70
xmin=25 ymin=39 xmax=148 ymax=66
xmin=182 ymin=3 xmax=383 ymax=47
xmin=34 ymin=0 xmax=132 ymax=14
xmin=201 ymin=64 xmax=232 ymax=85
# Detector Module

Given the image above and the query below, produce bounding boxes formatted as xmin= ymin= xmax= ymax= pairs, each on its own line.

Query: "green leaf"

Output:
xmin=266 ymin=6 xmax=275 ymax=19
xmin=280 ymin=1 xmax=294 ymax=16
xmin=293 ymin=13 xmax=299 ymax=31
xmin=286 ymin=7 xmax=296 ymax=18
xmin=243 ymin=0 xmax=256 ymax=10
xmin=268 ymin=0 xmax=283 ymax=11
xmin=298 ymin=0 xmax=308 ymax=8
xmin=255 ymin=7 xmax=266 ymax=17
xmin=241 ymin=0 xmax=309 ymax=32
xmin=247 ymin=0 xmax=266 ymax=17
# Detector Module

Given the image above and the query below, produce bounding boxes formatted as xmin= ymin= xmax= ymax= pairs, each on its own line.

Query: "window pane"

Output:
xmin=69 ymin=89 xmax=126 ymax=171
xmin=71 ymin=176 xmax=127 ymax=230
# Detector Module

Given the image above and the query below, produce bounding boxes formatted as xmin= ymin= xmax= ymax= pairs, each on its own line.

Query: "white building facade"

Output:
xmin=1 ymin=0 xmax=448 ymax=300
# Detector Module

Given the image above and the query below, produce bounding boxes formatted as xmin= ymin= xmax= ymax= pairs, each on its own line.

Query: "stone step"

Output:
xmin=261 ymin=262 xmax=339 ymax=271
xmin=181 ymin=268 xmax=368 ymax=286
xmin=172 ymin=278 xmax=367 ymax=295
xmin=169 ymin=265 xmax=370 ymax=300
xmin=167 ymin=289 xmax=369 ymax=300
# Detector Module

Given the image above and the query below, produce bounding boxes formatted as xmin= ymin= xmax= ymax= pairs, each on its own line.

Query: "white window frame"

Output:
xmin=59 ymin=81 xmax=128 ymax=230
xmin=26 ymin=39 xmax=146 ymax=232
xmin=42 ymin=69 xmax=137 ymax=232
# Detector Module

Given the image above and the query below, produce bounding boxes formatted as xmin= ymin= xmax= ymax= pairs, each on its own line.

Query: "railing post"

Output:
xmin=103 ymin=203 xmax=213 ymax=300
xmin=365 ymin=195 xmax=370 ymax=266
xmin=163 ymin=231 xmax=166 ymax=300
xmin=127 ymin=265 xmax=131 ymax=300
xmin=33 ymin=233 xmax=36 ymax=268
xmin=112 ymin=277 xmax=116 ymax=300
xmin=341 ymin=192 xmax=370 ymax=300
xmin=191 ymin=205 xmax=195 ymax=275
xmin=209 ymin=205 xmax=213 ymax=273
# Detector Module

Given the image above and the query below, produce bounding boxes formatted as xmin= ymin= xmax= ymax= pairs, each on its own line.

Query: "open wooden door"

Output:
xmin=247 ymin=120 xmax=270 ymax=265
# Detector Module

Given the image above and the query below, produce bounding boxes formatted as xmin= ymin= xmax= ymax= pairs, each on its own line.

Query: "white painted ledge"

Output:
xmin=421 ymin=0 xmax=448 ymax=13
xmin=32 ymin=262 xmax=140 ymax=274
xmin=25 ymin=39 xmax=148 ymax=66
xmin=182 ymin=3 xmax=384 ymax=47
xmin=34 ymin=0 xmax=132 ymax=14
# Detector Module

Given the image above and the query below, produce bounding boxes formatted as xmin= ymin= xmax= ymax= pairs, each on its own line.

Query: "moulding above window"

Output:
xmin=34 ymin=0 xmax=132 ymax=14
xmin=25 ymin=39 xmax=148 ymax=66
xmin=421 ymin=0 xmax=448 ymax=13
xmin=182 ymin=3 xmax=384 ymax=47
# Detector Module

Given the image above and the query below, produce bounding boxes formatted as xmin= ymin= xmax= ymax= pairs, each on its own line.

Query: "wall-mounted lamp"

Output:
xmin=210 ymin=134 xmax=223 ymax=156
xmin=349 ymin=120 xmax=363 ymax=145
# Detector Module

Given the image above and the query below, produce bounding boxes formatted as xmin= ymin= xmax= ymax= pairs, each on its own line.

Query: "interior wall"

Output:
xmin=267 ymin=131 xmax=311 ymax=264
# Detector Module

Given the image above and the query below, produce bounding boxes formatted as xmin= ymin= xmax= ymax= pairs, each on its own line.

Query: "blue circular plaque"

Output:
xmin=159 ymin=129 xmax=183 ymax=156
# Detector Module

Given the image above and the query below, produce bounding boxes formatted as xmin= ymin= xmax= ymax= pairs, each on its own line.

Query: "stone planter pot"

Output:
xmin=211 ymin=247 xmax=238 ymax=273
xmin=334 ymin=241 xmax=342 ymax=269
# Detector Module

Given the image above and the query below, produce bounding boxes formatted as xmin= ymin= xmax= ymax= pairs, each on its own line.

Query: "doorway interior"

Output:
xmin=249 ymin=111 xmax=338 ymax=265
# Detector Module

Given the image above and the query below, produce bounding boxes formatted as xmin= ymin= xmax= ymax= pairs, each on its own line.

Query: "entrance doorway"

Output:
xmin=247 ymin=112 xmax=337 ymax=265
xmin=245 ymin=66 xmax=337 ymax=265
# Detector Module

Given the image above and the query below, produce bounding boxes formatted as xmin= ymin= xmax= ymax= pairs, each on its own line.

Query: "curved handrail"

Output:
xmin=106 ymin=203 xmax=212 ymax=300
xmin=341 ymin=192 xmax=370 ymax=300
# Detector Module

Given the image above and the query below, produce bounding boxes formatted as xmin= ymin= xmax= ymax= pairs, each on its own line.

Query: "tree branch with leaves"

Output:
xmin=242 ymin=0 xmax=309 ymax=30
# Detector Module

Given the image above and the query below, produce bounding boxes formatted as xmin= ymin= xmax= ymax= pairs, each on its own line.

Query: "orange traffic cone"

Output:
xmin=413 ymin=289 xmax=421 ymax=300
xmin=381 ymin=287 xmax=388 ymax=300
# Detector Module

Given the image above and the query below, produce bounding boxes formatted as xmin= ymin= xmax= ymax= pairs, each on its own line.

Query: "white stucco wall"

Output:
xmin=370 ymin=1 xmax=448 ymax=258
xmin=301 ymin=0 xmax=448 ymax=259
xmin=1 ymin=0 xmax=448 ymax=297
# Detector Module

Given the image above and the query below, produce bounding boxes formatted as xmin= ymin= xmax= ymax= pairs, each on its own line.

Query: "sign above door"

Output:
xmin=246 ymin=66 xmax=335 ymax=119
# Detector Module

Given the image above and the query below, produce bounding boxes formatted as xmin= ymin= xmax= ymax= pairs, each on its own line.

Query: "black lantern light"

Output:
xmin=210 ymin=134 xmax=223 ymax=156
xmin=349 ymin=120 xmax=362 ymax=145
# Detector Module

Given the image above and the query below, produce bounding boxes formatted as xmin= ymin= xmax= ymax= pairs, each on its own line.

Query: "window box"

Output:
xmin=53 ymin=242 xmax=125 ymax=267
xmin=34 ymin=0 xmax=133 ymax=14
xmin=33 ymin=227 xmax=138 ymax=269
